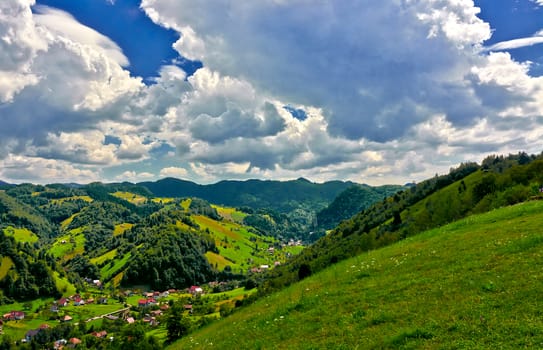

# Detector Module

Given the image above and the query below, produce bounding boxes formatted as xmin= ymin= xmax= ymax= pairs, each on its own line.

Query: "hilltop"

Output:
xmin=170 ymin=199 xmax=543 ymax=349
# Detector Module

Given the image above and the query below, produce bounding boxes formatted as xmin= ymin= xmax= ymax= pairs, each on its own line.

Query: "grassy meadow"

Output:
xmin=170 ymin=200 xmax=543 ymax=349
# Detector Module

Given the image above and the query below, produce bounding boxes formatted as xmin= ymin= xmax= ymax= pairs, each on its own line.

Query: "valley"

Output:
xmin=1 ymin=152 xmax=543 ymax=348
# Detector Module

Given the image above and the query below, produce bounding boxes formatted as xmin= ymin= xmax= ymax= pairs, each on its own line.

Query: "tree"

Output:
xmin=166 ymin=304 xmax=190 ymax=343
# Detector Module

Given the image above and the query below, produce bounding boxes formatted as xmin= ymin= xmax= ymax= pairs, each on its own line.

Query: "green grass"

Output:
xmin=91 ymin=249 xmax=118 ymax=265
xmin=114 ymin=223 xmax=134 ymax=236
xmin=100 ymin=252 xmax=132 ymax=280
xmin=53 ymin=271 xmax=77 ymax=296
xmin=0 ymin=256 xmax=14 ymax=279
xmin=212 ymin=205 xmax=247 ymax=223
xmin=193 ymin=215 xmax=289 ymax=273
xmin=49 ymin=227 xmax=86 ymax=260
xmin=170 ymin=200 xmax=543 ymax=349
xmin=50 ymin=195 xmax=93 ymax=205
xmin=3 ymin=226 xmax=39 ymax=243
xmin=111 ymin=191 xmax=148 ymax=205
xmin=60 ymin=213 xmax=78 ymax=230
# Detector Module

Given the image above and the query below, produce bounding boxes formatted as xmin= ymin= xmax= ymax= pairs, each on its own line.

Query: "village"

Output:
xmin=0 ymin=279 xmax=256 ymax=348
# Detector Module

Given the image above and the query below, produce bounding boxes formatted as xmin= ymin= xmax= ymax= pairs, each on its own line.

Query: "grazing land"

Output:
xmin=170 ymin=200 xmax=543 ymax=349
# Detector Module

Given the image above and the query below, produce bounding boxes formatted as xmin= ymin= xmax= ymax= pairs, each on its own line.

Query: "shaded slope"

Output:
xmin=139 ymin=177 xmax=356 ymax=212
xmin=316 ymin=184 xmax=405 ymax=230
xmin=170 ymin=200 xmax=543 ymax=349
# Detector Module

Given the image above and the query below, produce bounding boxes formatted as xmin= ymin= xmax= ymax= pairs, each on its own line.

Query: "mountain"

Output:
xmin=316 ymin=184 xmax=405 ymax=230
xmin=139 ymin=177 xmax=356 ymax=213
xmin=261 ymin=152 xmax=543 ymax=293
xmin=170 ymin=200 xmax=543 ymax=349
xmin=0 ymin=179 xmax=13 ymax=188
xmin=0 ymin=182 xmax=306 ymax=301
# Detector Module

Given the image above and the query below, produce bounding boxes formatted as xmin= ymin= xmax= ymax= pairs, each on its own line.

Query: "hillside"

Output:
xmin=0 ymin=182 xmax=306 ymax=302
xmin=263 ymin=154 xmax=543 ymax=293
xmin=139 ymin=177 xmax=355 ymax=213
xmin=170 ymin=200 xmax=543 ymax=349
xmin=316 ymin=184 xmax=405 ymax=230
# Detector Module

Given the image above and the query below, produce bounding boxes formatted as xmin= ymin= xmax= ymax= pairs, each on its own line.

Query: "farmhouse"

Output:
xmin=3 ymin=311 xmax=25 ymax=321
xmin=61 ymin=315 xmax=73 ymax=322
xmin=189 ymin=285 xmax=203 ymax=294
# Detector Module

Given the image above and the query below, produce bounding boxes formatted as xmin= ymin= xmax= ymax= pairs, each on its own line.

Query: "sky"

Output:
xmin=0 ymin=0 xmax=542 ymax=186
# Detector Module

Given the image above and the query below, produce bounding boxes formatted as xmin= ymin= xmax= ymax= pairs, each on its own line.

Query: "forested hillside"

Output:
xmin=316 ymin=184 xmax=405 ymax=230
xmin=139 ymin=177 xmax=388 ymax=242
xmin=171 ymin=200 xmax=543 ymax=349
xmin=0 ymin=180 xmax=321 ymax=303
xmin=261 ymin=152 xmax=543 ymax=293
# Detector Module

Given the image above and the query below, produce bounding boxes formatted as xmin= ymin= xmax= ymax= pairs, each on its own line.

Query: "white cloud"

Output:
xmin=159 ymin=166 xmax=188 ymax=178
xmin=1 ymin=0 xmax=543 ymax=186
xmin=486 ymin=34 xmax=543 ymax=51
xmin=0 ymin=154 xmax=99 ymax=184
xmin=116 ymin=170 xmax=154 ymax=182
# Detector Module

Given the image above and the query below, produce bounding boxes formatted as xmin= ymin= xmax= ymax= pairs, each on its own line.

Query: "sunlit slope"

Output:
xmin=170 ymin=200 xmax=543 ymax=349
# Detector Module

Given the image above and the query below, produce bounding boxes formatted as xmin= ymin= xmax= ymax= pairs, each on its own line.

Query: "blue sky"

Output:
xmin=0 ymin=0 xmax=542 ymax=185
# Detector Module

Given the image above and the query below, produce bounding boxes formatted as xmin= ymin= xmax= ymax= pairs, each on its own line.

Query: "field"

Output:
xmin=170 ymin=200 xmax=543 ymax=349
xmin=212 ymin=205 xmax=247 ymax=223
xmin=99 ymin=252 xmax=133 ymax=280
xmin=112 ymin=191 xmax=148 ymax=205
xmin=193 ymin=215 xmax=283 ymax=273
xmin=114 ymin=223 xmax=133 ymax=235
xmin=53 ymin=271 xmax=77 ymax=296
xmin=0 ymin=256 xmax=14 ymax=280
xmin=49 ymin=195 xmax=93 ymax=205
xmin=3 ymin=226 xmax=39 ymax=243
xmin=49 ymin=227 xmax=86 ymax=260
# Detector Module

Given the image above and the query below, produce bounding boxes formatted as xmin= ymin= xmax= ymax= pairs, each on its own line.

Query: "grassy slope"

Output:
xmin=2 ymin=226 xmax=39 ymax=243
xmin=49 ymin=227 xmax=86 ymax=260
xmin=193 ymin=215 xmax=283 ymax=273
xmin=170 ymin=200 xmax=543 ymax=349
xmin=0 ymin=256 xmax=14 ymax=280
xmin=111 ymin=191 xmax=148 ymax=204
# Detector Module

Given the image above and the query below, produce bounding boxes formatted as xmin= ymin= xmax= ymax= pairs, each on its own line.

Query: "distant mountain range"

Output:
xmin=138 ymin=177 xmax=359 ymax=213
xmin=0 ymin=180 xmax=12 ymax=187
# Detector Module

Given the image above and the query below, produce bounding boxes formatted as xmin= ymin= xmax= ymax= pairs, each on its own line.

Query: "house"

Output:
xmin=53 ymin=339 xmax=67 ymax=349
xmin=50 ymin=304 xmax=59 ymax=313
xmin=86 ymin=298 xmax=95 ymax=304
xmin=98 ymin=297 xmax=108 ymax=305
xmin=58 ymin=298 xmax=68 ymax=307
xmin=126 ymin=317 xmax=135 ymax=324
xmin=61 ymin=315 xmax=73 ymax=322
xmin=69 ymin=337 xmax=82 ymax=346
xmin=151 ymin=310 xmax=162 ymax=317
xmin=189 ymin=286 xmax=203 ymax=294
xmin=143 ymin=292 xmax=154 ymax=298
xmin=4 ymin=311 xmax=25 ymax=321
xmin=184 ymin=304 xmax=193 ymax=313
xmin=91 ymin=330 xmax=108 ymax=338
xmin=160 ymin=304 xmax=170 ymax=311
xmin=142 ymin=316 xmax=158 ymax=326
xmin=73 ymin=297 xmax=85 ymax=306
xmin=138 ymin=298 xmax=157 ymax=307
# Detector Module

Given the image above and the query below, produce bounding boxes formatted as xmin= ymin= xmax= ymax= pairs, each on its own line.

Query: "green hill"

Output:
xmin=169 ymin=200 xmax=543 ymax=349
xmin=316 ymin=184 xmax=405 ymax=230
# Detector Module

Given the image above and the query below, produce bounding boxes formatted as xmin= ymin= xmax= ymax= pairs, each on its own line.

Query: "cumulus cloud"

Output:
xmin=1 ymin=0 xmax=543 ymax=185
xmin=159 ymin=166 xmax=188 ymax=178
xmin=140 ymin=0 xmax=499 ymax=142
xmin=0 ymin=154 xmax=99 ymax=184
